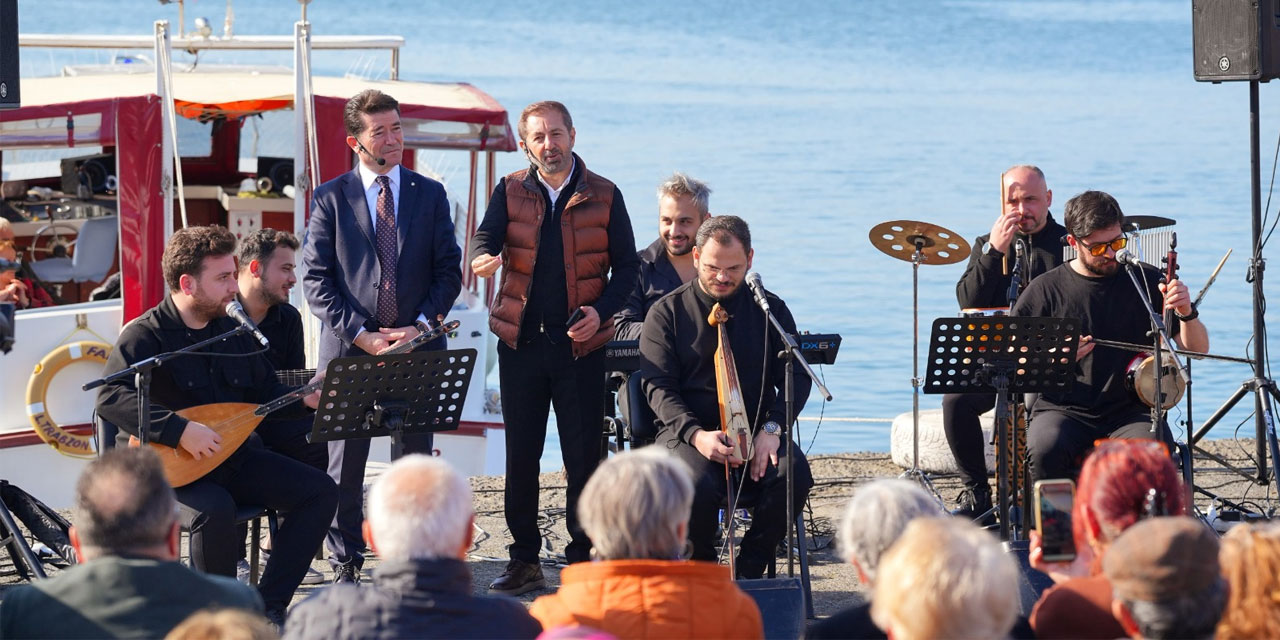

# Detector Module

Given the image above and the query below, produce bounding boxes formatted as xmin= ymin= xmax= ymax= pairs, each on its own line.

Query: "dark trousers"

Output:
xmin=498 ymin=336 xmax=606 ymax=565
xmin=676 ymin=437 xmax=813 ymax=578
xmin=326 ymin=430 xmax=433 ymax=569
xmin=942 ymin=392 xmax=995 ymax=490
xmin=1028 ymin=408 xmax=1173 ymax=480
xmin=235 ymin=418 xmax=329 ymax=559
xmin=175 ymin=445 xmax=337 ymax=611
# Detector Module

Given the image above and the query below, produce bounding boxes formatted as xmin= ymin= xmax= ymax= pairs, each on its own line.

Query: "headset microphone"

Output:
xmin=356 ymin=140 xmax=386 ymax=167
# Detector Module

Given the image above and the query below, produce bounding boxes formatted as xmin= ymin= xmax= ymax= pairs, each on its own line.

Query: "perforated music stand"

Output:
xmin=924 ymin=316 xmax=1078 ymax=540
xmin=308 ymin=348 xmax=478 ymax=456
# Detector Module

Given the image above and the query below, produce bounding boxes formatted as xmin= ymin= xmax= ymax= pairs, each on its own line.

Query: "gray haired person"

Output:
xmin=284 ymin=455 xmax=540 ymax=639
xmin=0 ymin=449 xmax=262 ymax=639
xmin=808 ymin=479 xmax=944 ymax=639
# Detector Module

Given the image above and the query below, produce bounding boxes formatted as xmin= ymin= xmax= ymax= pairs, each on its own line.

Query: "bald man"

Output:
xmin=945 ymin=165 xmax=1067 ymax=520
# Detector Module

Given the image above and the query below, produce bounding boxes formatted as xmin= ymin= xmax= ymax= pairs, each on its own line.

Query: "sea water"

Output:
xmin=16 ymin=0 xmax=1280 ymax=471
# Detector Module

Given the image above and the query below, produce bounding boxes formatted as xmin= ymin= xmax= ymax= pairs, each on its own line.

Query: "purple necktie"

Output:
xmin=374 ymin=175 xmax=398 ymax=327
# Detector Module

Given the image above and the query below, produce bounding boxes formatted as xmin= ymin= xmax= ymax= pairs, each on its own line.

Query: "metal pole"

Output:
xmin=1251 ymin=80 xmax=1269 ymax=483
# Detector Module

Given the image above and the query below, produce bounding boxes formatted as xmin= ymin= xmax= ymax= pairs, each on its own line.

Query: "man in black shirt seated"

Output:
xmin=96 ymin=225 xmax=338 ymax=627
xmin=614 ymin=172 xmax=712 ymax=340
xmin=235 ymin=229 xmax=325 ymax=472
xmin=1012 ymin=191 xmax=1209 ymax=480
xmin=946 ymin=164 xmax=1066 ymax=517
xmin=640 ymin=215 xmax=813 ymax=578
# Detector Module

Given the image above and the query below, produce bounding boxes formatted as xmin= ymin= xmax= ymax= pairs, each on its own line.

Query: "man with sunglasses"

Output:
xmin=947 ymin=165 xmax=1067 ymax=519
xmin=1012 ymin=190 xmax=1208 ymax=481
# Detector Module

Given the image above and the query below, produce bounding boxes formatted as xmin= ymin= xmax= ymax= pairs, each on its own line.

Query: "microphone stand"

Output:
xmin=1119 ymin=260 xmax=1187 ymax=434
xmin=748 ymin=285 xmax=833 ymax=578
xmin=83 ymin=325 xmax=252 ymax=445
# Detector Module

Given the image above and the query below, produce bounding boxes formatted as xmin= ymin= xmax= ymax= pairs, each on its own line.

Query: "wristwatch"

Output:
xmin=1174 ymin=305 xmax=1200 ymax=322
xmin=761 ymin=421 xmax=782 ymax=436
xmin=981 ymin=241 xmax=1003 ymax=258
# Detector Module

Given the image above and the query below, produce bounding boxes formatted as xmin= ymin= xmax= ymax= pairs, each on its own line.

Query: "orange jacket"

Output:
xmin=530 ymin=559 xmax=763 ymax=640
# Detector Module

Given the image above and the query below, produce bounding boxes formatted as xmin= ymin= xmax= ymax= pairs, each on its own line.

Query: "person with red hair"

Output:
xmin=1029 ymin=439 xmax=1187 ymax=639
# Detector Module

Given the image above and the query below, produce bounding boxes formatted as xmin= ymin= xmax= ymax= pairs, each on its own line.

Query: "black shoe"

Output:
xmin=264 ymin=606 xmax=286 ymax=633
xmin=332 ymin=563 xmax=361 ymax=585
xmin=953 ymin=486 xmax=996 ymax=527
xmin=488 ymin=559 xmax=547 ymax=596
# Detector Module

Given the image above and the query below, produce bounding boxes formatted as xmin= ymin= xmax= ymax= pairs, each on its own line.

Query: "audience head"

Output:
xmin=1074 ymin=439 xmax=1185 ymax=572
xmin=363 ymin=455 xmax=474 ymax=561
xmin=837 ymin=478 xmax=944 ymax=583
xmin=870 ymin=517 xmax=1018 ymax=640
xmin=1217 ymin=522 xmax=1280 ymax=639
xmin=1104 ymin=516 xmax=1226 ymax=640
xmin=164 ymin=608 xmax=278 ymax=640
xmin=578 ymin=448 xmax=694 ymax=561
xmin=72 ymin=448 xmax=179 ymax=560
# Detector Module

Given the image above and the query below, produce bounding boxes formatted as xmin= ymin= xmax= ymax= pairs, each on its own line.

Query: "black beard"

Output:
xmin=1082 ymin=257 xmax=1119 ymax=277
xmin=664 ymin=238 xmax=692 ymax=257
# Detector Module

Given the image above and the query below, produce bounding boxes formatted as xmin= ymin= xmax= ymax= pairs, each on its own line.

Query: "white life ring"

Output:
xmin=26 ymin=341 xmax=111 ymax=459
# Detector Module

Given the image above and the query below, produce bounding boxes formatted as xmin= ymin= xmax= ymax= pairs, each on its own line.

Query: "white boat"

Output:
xmin=0 ymin=13 xmax=516 ymax=507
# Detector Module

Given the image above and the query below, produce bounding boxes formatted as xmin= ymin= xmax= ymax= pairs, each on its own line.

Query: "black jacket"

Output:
xmin=283 ymin=558 xmax=542 ymax=640
xmin=955 ymin=214 xmax=1069 ymax=309
xmin=95 ymin=296 xmax=304 ymax=449
xmin=615 ymin=237 xmax=686 ymax=341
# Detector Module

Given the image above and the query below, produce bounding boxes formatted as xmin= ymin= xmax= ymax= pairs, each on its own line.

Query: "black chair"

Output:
xmin=93 ymin=412 xmax=278 ymax=585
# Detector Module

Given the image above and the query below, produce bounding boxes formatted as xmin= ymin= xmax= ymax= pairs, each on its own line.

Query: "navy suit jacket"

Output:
xmin=302 ymin=165 xmax=463 ymax=370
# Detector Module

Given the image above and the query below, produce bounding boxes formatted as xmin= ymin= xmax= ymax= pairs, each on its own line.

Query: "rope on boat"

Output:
xmin=796 ymin=416 xmax=893 ymax=423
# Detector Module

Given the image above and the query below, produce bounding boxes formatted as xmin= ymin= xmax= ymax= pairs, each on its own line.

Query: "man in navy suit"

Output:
xmin=301 ymin=89 xmax=463 ymax=584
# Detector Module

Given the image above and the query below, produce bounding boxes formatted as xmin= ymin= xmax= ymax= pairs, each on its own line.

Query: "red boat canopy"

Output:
xmin=0 ymin=71 xmax=516 ymax=318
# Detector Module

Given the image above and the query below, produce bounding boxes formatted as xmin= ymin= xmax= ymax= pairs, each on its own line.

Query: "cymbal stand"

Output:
xmin=902 ymin=237 xmax=943 ymax=502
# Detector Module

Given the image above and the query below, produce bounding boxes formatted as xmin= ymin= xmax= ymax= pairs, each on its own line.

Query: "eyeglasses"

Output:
xmin=1075 ymin=235 xmax=1127 ymax=257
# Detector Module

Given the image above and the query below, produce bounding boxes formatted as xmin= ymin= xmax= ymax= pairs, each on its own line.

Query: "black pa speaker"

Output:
xmin=0 ymin=0 xmax=18 ymax=110
xmin=60 ymin=153 xmax=116 ymax=196
xmin=739 ymin=577 xmax=805 ymax=639
xmin=257 ymin=156 xmax=294 ymax=193
xmin=1193 ymin=0 xmax=1280 ymax=82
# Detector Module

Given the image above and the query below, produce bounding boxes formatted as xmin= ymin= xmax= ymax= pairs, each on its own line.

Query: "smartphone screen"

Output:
xmin=1034 ymin=479 xmax=1076 ymax=562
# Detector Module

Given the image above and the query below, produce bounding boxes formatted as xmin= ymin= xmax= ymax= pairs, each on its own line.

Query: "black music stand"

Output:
xmin=924 ymin=316 xmax=1078 ymax=540
xmin=307 ymin=348 xmax=477 ymax=458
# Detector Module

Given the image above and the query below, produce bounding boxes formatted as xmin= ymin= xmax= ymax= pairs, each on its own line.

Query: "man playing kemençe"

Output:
xmin=470 ymin=100 xmax=639 ymax=595
xmin=283 ymin=455 xmax=541 ymax=640
xmin=302 ymin=89 xmax=463 ymax=585
xmin=96 ymin=225 xmax=337 ymax=627
xmin=946 ymin=164 xmax=1066 ymax=518
xmin=639 ymin=215 xmax=813 ymax=578
xmin=0 ymin=448 xmax=262 ymax=639
xmin=614 ymin=172 xmax=712 ymax=340
xmin=1012 ymin=191 xmax=1208 ymax=480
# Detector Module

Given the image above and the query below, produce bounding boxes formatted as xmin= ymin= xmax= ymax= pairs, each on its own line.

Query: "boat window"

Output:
xmin=177 ymin=118 xmax=213 ymax=158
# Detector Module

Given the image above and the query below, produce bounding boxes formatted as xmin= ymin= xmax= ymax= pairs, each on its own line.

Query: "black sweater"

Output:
xmin=955 ymin=214 xmax=1069 ymax=309
xmin=640 ymin=280 xmax=810 ymax=446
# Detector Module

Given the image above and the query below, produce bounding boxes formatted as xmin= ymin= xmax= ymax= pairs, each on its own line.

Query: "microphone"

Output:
xmin=225 ymin=300 xmax=270 ymax=347
xmin=356 ymin=140 xmax=386 ymax=166
xmin=745 ymin=272 xmax=770 ymax=311
xmin=1115 ymin=248 xmax=1142 ymax=267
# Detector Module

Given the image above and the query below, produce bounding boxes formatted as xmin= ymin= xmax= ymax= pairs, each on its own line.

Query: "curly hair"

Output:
xmin=161 ymin=226 xmax=237 ymax=292
xmin=1218 ymin=522 xmax=1280 ymax=639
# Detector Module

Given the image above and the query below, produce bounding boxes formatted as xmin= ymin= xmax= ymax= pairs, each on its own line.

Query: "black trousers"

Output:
xmin=498 ymin=336 xmax=606 ymax=565
xmin=673 ymin=436 xmax=813 ymax=578
xmin=1027 ymin=407 xmax=1173 ymax=481
xmin=175 ymin=444 xmax=337 ymax=611
xmin=235 ymin=417 xmax=329 ymax=560
xmin=942 ymin=392 xmax=995 ymax=490
xmin=325 ymin=429 xmax=432 ymax=569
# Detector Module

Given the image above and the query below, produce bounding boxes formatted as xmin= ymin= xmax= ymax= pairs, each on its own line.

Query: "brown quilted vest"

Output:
xmin=489 ymin=163 xmax=615 ymax=358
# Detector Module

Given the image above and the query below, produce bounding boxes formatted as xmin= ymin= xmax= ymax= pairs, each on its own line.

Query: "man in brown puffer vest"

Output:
xmin=470 ymin=101 xmax=640 ymax=596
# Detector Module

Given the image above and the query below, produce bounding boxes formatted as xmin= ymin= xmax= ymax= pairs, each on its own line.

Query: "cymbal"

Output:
xmin=868 ymin=220 xmax=970 ymax=265
xmin=1123 ymin=215 xmax=1176 ymax=231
